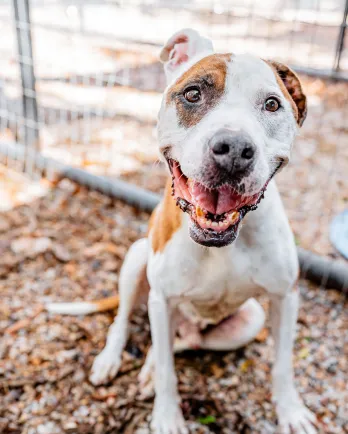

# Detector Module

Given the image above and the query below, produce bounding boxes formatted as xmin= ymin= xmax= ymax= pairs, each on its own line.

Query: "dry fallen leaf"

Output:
xmin=5 ymin=304 xmax=44 ymax=335
xmin=211 ymin=364 xmax=225 ymax=379
xmin=239 ymin=359 xmax=255 ymax=373
xmin=298 ymin=347 xmax=310 ymax=359
xmin=255 ymin=327 xmax=269 ymax=343
xmin=11 ymin=237 xmax=51 ymax=257
xmin=51 ymin=243 xmax=72 ymax=262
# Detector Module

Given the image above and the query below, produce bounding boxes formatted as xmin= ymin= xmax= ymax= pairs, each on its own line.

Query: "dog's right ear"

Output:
xmin=160 ymin=28 xmax=214 ymax=83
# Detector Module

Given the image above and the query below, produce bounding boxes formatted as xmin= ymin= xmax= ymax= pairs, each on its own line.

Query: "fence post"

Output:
xmin=333 ymin=0 xmax=348 ymax=72
xmin=12 ymin=0 xmax=39 ymax=155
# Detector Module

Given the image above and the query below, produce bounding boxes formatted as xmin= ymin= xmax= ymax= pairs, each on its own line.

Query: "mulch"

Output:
xmin=0 ymin=176 xmax=347 ymax=433
xmin=1 ymin=71 xmax=348 ymax=433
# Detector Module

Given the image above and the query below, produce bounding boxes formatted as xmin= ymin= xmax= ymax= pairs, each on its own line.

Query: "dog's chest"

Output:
xmin=171 ymin=248 xmax=264 ymax=328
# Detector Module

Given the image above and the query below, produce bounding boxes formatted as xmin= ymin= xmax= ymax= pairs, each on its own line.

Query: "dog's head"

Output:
xmin=158 ymin=29 xmax=307 ymax=248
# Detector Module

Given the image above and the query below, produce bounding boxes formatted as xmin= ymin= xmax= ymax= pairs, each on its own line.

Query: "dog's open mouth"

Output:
xmin=168 ymin=159 xmax=273 ymax=247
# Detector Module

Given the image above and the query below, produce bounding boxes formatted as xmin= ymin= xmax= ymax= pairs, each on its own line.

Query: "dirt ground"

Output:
xmin=0 ymin=169 xmax=347 ymax=433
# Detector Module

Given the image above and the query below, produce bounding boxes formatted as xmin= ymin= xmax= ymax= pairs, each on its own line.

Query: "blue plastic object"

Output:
xmin=330 ymin=209 xmax=348 ymax=260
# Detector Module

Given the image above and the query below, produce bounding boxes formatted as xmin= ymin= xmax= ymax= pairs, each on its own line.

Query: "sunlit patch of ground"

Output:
xmin=0 ymin=164 xmax=50 ymax=212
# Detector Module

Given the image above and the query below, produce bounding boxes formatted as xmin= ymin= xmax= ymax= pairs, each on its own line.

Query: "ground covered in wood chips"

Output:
xmin=0 ymin=177 xmax=347 ymax=434
xmin=1 ymin=4 xmax=348 ymax=430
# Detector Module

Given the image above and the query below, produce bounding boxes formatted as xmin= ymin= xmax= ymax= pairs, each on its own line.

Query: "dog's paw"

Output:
xmin=89 ymin=348 xmax=121 ymax=385
xmin=151 ymin=399 xmax=188 ymax=434
xmin=138 ymin=369 xmax=155 ymax=400
xmin=277 ymin=403 xmax=317 ymax=434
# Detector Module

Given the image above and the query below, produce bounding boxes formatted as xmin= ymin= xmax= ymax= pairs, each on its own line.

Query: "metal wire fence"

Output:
xmin=0 ymin=0 xmax=348 ymax=290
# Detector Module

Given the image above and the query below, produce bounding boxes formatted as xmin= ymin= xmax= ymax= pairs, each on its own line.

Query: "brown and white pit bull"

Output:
xmin=48 ymin=29 xmax=317 ymax=434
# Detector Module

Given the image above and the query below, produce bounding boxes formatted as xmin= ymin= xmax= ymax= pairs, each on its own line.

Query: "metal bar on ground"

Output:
xmin=0 ymin=140 xmax=347 ymax=293
xmin=12 ymin=0 xmax=39 ymax=151
xmin=298 ymin=248 xmax=348 ymax=294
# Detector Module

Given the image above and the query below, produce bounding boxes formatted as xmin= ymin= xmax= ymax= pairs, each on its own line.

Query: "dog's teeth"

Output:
xmin=219 ymin=221 xmax=224 ymax=227
xmin=212 ymin=222 xmax=218 ymax=228
xmin=196 ymin=205 xmax=204 ymax=217
xmin=207 ymin=220 xmax=212 ymax=226
xmin=230 ymin=211 xmax=240 ymax=224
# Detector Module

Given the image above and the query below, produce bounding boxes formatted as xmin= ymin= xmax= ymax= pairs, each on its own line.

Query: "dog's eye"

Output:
xmin=264 ymin=97 xmax=280 ymax=112
xmin=184 ymin=87 xmax=201 ymax=103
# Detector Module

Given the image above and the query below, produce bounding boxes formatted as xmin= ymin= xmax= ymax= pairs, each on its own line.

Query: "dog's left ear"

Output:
xmin=160 ymin=28 xmax=214 ymax=83
xmin=267 ymin=61 xmax=307 ymax=127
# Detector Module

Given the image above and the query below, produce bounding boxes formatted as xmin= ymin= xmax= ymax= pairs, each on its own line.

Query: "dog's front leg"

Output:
xmin=148 ymin=289 xmax=188 ymax=434
xmin=270 ymin=290 xmax=317 ymax=434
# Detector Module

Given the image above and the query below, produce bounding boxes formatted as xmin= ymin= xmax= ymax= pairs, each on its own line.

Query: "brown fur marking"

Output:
xmin=266 ymin=60 xmax=307 ymax=127
xmin=148 ymin=178 xmax=182 ymax=253
xmin=166 ymin=54 xmax=231 ymax=128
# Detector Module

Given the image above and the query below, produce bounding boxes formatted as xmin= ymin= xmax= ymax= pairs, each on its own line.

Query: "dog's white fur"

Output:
xmin=48 ymin=29 xmax=317 ymax=434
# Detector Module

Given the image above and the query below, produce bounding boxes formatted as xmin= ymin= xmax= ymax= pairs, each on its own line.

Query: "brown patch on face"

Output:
xmin=166 ymin=53 xmax=231 ymax=128
xmin=266 ymin=60 xmax=307 ymax=127
xmin=148 ymin=178 xmax=182 ymax=253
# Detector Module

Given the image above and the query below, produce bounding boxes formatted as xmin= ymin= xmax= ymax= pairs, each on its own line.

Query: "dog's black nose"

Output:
xmin=211 ymin=141 xmax=231 ymax=156
xmin=210 ymin=129 xmax=256 ymax=175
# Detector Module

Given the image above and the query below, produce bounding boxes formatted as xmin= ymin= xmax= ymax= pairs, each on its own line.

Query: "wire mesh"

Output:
xmin=0 ymin=0 xmax=348 ymax=286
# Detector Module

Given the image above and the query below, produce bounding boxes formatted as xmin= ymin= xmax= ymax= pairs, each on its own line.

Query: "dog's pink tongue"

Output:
xmin=172 ymin=161 xmax=258 ymax=214
xmin=190 ymin=183 xmax=252 ymax=214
